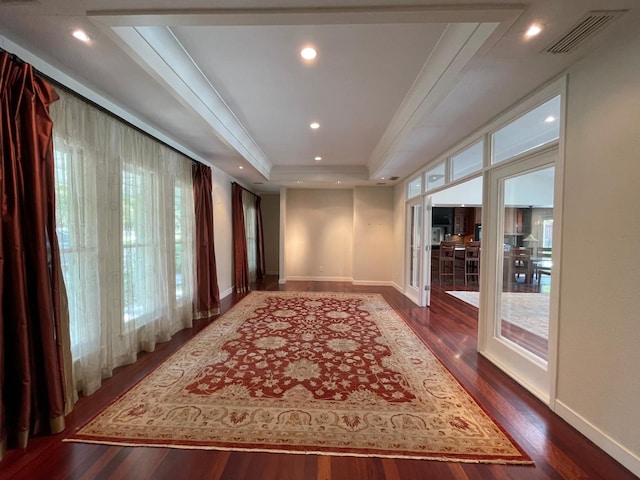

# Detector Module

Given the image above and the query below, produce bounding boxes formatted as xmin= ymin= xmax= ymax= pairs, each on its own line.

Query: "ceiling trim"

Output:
xmin=89 ymin=5 xmax=526 ymax=27
xmin=270 ymin=164 xmax=370 ymax=186
xmin=101 ymin=24 xmax=272 ymax=179
xmin=89 ymin=5 xmax=524 ymax=186
xmin=0 ymin=34 xmax=212 ymax=167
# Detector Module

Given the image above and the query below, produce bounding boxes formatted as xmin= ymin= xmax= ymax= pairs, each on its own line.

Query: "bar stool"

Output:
xmin=439 ymin=241 xmax=457 ymax=284
xmin=464 ymin=241 xmax=481 ymax=285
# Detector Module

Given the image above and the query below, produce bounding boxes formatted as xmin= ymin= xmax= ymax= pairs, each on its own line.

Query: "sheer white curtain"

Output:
xmin=51 ymin=90 xmax=195 ymax=397
xmin=242 ymin=189 xmax=258 ymax=282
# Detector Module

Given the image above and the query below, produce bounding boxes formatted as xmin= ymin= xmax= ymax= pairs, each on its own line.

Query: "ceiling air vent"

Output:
xmin=389 ymin=176 xmax=399 ymax=181
xmin=544 ymin=10 xmax=626 ymax=54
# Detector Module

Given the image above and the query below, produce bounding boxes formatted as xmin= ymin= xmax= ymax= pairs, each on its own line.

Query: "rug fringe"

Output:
xmin=62 ymin=438 xmax=533 ymax=465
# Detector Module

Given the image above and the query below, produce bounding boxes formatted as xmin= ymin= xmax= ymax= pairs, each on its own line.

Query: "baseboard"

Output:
xmin=555 ymin=400 xmax=640 ymax=477
xmin=352 ymin=280 xmax=395 ymax=287
xmin=219 ymin=286 xmax=234 ymax=299
xmin=285 ymin=276 xmax=354 ymax=283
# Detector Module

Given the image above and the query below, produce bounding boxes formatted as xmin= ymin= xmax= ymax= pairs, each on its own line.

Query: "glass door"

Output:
xmin=405 ymin=200 xmax=422 ymax=305
xmin=480 ymin=150 xmax=559 ymax=404
xmin=421 ymin=196 xmax=433 ymax=307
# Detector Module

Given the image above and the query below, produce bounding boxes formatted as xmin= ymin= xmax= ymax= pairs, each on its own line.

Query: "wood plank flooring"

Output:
xmin=1 ymin=278 xmax=635 ymax=479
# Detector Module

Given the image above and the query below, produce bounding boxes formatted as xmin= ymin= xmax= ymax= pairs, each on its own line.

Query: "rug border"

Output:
xmin=64 ymin=290 xmax=534 ymax=466
xmin=385 ymin=292 xmax=534 ymax=466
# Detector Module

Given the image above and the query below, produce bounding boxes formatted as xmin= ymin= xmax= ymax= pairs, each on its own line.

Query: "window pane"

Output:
xmin=407 ymin=177 xmax=422 ymax=199
xmin=499 ymin=166 xmax=555 ymax=361
xmin=122 ymin=168 xmax=148 ymax=323
xmin=426 ymin=163 xmax=445 ymax=191
xmin=451 ymin=141 xmax=483 ymax=181
xmin=409 ymin=204 xmax=421 ymax=288
xmin=492 ymin=96 xmax=561 ymax=164
xmin=175 ymin=185 xmax=183 ymax=299
xmin=542 ymin=219 xmax=553 ymax=248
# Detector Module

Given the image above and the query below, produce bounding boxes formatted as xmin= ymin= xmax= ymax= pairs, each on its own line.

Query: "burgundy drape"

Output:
xmin=256 ymin=196 xmax=266 ymax=280
xmin=192 ymin=163 xmax=220 ymax=319
xmin=232 ymin=183 xmax=250 ymax=293
xmin=0 ymin=52 xmax=68 ymax=456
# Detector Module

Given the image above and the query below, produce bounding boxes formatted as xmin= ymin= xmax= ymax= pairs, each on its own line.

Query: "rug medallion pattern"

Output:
xmin=67 ymin=291 xmax=531 ymax=464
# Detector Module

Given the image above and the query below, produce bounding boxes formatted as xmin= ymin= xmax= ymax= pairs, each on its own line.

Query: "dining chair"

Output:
xmin=511 ymin=247 xmax=533 ymax=284
xmin=439 ymin=241 xmax=457 ymax=284
xmin=464 ymin=241 xmax=481 ymax=285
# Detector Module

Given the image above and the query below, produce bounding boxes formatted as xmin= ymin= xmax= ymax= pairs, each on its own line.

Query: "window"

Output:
xmin=51 ymin=88 xmax=196 ymax=396
xmin=451 ymin=141 xmax=483 ymax=181
xmin=492 ymin=95 xmax=561 ymax=164
xmin=426 ymin=162 xmax=445 ymax=191
xmin=407 ymin=177 xmax=422 ymax=199
xmin=174 ymin=184 xmax=185 ymax=299
xmin=242 ymin=190 xmax=258 ymax=282
xmin=542 ymin=219 xmax=553 ymax=248
xmin=122 ymin=167 xmax=155 ymax=324
xmin=54 ymin=147 xmax=100 ymax=356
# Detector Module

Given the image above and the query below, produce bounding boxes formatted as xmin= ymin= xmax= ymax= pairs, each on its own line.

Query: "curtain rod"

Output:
xmin=1 ymin=46 xmax=204 ymax=168
xmin=232 ymin=182 xmax=260 ymax=198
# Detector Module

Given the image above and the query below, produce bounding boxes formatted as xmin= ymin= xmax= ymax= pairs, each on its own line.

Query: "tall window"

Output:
xmin=122 ymin=167 xmax=156 ymax=324
xmin=242 ymin=189 xmax=258 ymax=282
xmin=174 ymin=184 xmax=184 ymax=299
xmin=54 ymin=148 xmax=100 ymax=358
xmin=51 ymin=89 xmax=195 ymax=397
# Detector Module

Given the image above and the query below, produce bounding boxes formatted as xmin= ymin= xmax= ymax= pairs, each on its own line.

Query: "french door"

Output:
xmin=479 ymin=149 xmax=560 ymax=404
xmin=406 ymin=196 xmax=433 ymax=307
xmin=421 ymin=196 xmax=433 ymax=307
xmin=405 ymin=200 xmax=422 ymax=305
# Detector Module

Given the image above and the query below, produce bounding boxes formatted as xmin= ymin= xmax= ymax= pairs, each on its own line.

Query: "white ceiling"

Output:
xmin=1 ymin=1 xmax=639 ymax=192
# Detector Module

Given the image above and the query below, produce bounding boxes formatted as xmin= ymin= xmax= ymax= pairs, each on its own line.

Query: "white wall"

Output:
xmin=555 ymin=25 xmax=640 ymax=473
xmin=392 ymin=183 xmax=406 ymax=290
xmin=210 ymin=166 xmax=234 ymax=298
xmin=352 ymin=187 xmax=394 ymax=284
xmin=284 ymin=189 xmax=354 ymax=280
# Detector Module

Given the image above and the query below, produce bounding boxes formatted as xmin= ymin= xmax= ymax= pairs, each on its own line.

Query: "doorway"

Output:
xmin=480 ymin=149 xmax=559 ymax=404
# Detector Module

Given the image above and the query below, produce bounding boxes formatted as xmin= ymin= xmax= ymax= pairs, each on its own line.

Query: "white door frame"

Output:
xmin=421 ymin=195 xmax=433 ymax=307
xmin=478 ymin=147 xmax=562 ymax=406
xmin=405 ymin=199 xmax=423 ymax=306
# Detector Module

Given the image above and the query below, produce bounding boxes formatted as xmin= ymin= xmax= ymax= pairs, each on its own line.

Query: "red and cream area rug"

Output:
xmin=66 ymin=291 xmax=532 ymax=464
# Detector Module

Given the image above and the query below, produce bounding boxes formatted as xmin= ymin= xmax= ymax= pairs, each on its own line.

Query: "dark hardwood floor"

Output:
xmin=1 ymin=278 xmax=635 ymax=479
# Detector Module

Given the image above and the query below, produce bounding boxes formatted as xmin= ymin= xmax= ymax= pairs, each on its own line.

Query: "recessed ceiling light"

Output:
xmin=314 ymin=156 xmax=322 ymax=161
xmin=544 ymin=115 xmax=556 ymax=123
xmin=310 ymin=122 xmax=320 ymax=130
xmin=72 ymin=29 xmax=91 ymax=43
xmin=239 ymin=166 xmax=244 ymax=169
xmin=525 ymin=23 xmax=543 ymax=38
xmin=300 ymin=47 xmax=317 ymax=61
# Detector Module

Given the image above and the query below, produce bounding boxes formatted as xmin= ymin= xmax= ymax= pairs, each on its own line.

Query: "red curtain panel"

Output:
xmin=0 ymin=51 xmax=69 ymax=455
xmin=192 ymin=163 xmax=220 ymax=319
xmin=232 ymin=183 xmax=250 ymax=293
